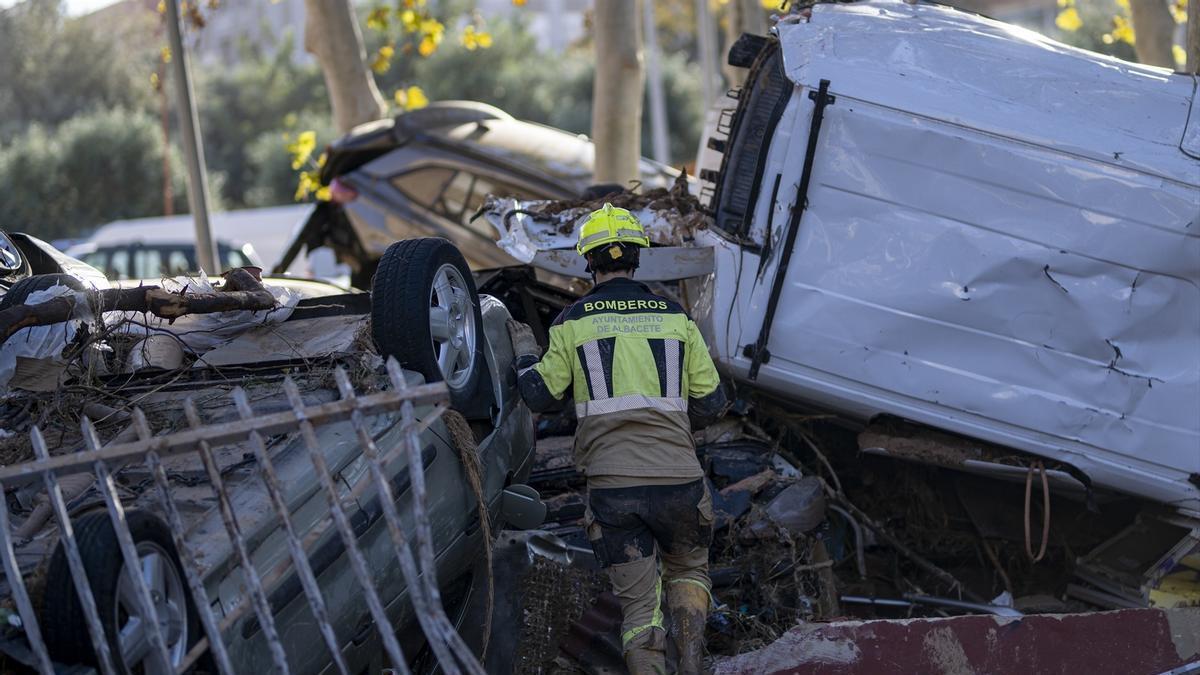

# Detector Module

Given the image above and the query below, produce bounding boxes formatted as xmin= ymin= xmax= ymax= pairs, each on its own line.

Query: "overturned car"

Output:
xmin=0 ymin=235 xmax=537 ymax=673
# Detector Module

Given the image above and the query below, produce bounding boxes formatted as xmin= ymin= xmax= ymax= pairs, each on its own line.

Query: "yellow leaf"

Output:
xmin=760 ymin=0 xmax=786 ymax=9
xmin=157 ymin=0 xmax=166 ymax=13
xmin=1115 ymin=0 xmax=1130 ymax=8
xmin=399 ymin=9 xmax=419 ymax=32
xmin=160 ymin=46 xmax=172 ymax=63
xmin=419 ymin=18 xmax=445 ymax=41
xmin=1111 ymin=15 xmax=1135 ymax=44
xmin=1055 ymin=7 xmax=1082 ymax=32
xmin=461 ymin=25 xmax=491 ymax=50
xmin=315 ymin=185 xmax=332 ymax=202
xmin=394 ymin=85 xmax=430 ymax=111
xmin=285 ymin=130 xmax=317 ymax=170
xmin=366 ymin=6 xmax=389 ymax=32
xmin=1174 ymin=44 xmax=1186 ymax=68
xmin=419 ymin=35 xmax=437 ymax=57
xmin=371 ymin=44 xmax=395 ymax=73
xmin=512 ymin=0 xmax=526 ymax=5
xmin=1170 ymin=0 xmax=1187 ymax=23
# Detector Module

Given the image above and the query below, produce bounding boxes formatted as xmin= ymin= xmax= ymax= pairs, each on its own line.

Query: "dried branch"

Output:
xmin=0 ymin=268 xmax=276 ymax=344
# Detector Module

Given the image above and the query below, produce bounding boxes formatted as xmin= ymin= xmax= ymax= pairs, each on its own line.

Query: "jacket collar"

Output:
xmin=585 ymin=276 xmax=649 ymax=297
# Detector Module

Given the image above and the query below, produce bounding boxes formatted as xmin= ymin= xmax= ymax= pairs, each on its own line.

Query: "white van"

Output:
xmin=486 ymin=1 xmax=1200 ymax=518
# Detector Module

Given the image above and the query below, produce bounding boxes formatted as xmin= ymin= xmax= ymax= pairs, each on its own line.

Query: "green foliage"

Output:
xmin=373 ymin=18 xmax=705 ymax=165
xmin=0 ymin=109 xmax=191 ymax=240
xmin=244 ymin=113 xmax=338 ymax=206
xmin=1055 ymin=0 xmax=1139 ymax=61
xmin=0 ymin=0 xmax=150 ymax=143
xmin=195 ymin=36 xmax=331 ymax=207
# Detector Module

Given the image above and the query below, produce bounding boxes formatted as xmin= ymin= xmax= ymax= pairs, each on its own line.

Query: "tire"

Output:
xmin=0 ymin=273 xmax=86 ymax=311
xmin=371 ymin=238 xmax=486 ymax=411
xmin=42 ymin=510 xmax=200 ymax=674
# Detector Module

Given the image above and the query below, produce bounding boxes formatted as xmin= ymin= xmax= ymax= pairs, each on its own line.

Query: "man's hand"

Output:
xmin=507 ymin=319 xmax=541 ymax=358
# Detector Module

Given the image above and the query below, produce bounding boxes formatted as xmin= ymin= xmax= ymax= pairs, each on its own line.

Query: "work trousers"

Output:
xmin=584 ymin=479 xmax=714 ymax=651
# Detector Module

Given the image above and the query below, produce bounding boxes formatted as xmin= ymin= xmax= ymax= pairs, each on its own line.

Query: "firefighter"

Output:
xmin=508 ymin=203 xmax=726 ymax=674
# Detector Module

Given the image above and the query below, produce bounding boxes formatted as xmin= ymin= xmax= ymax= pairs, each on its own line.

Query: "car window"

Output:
xmin=109 ymin=249 xmax=131 ymax=280
xmin=134 ymin=248 xmax=164 ymax=279
xmin=391 ymin=167 xmax=457 ymax=210
xmin=225 ymin=248 xmax=250 ymax=269
xmin=440 ymin=172 xmax=538 ymax=240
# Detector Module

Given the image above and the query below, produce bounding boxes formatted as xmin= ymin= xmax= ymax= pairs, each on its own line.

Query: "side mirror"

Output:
xmin=500 ymin=484 xmax=546 ymax=530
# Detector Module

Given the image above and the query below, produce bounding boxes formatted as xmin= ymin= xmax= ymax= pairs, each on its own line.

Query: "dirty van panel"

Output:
xmin=734 ymin=99 xmax=1199 ymax=507
xmin=1183 ymin=78 xmax=1200 ymax=159
xmin=727 ymin=92 xmax=1200 ymax=507
xmin=704 ymin=5 xmax=1200 ymax=512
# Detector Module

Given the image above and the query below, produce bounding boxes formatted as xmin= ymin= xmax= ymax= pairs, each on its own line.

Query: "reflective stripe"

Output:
xmin=517 ymin=365 xmax=538 ymax=377
xmin=581 ymin=340 xmax=610 ymax=399
xmin=578 ymin=228 xmax=648 ymax=249
xmin=667 ymin=578 xmax=714 ymax=609
xmin=621 ymin=577 xmax=665 ymax=648
xmin=664 ymin=338 xmax=681 ymax=398
xmin=576 ymin=394 xmax=686 ymax=418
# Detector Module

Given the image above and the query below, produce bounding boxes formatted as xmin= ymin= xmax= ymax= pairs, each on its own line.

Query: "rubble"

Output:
xmin=519 ymin=392 xmax=1200 ymax=674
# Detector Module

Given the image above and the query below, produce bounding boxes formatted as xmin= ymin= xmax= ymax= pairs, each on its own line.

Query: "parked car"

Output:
xmin=0 ymin=237 xmax=539 ymax=673
xmin=482 ymin=1 xmax=1200 ymax=518
xmin=67 ymin=238 xmax=263 ymax=280
xmin=275 ymin=101 xmax=682 ymax=287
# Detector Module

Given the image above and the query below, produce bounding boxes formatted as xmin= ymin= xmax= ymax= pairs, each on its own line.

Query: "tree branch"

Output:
xmin=0 ymin=269 xmax=277 ymax=344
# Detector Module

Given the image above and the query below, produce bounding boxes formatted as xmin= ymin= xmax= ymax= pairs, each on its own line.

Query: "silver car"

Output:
xmin=0 ymin=237 xmax=538 ymax=673
xmin=275 ymin=101 xmax=679 ymax=287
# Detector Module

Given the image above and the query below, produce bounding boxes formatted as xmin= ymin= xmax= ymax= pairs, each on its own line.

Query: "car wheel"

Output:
xmin=371 ymin=238 xmax=485 ymax=410
xmin=0 ymin=273 xmax=86 ymax=311
xmin=42 ymin=510 xmax=200 ymax=674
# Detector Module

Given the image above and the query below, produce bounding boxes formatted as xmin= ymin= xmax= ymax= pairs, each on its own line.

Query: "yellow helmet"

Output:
xmin=576 ymin=203 xmax=651 ymax=256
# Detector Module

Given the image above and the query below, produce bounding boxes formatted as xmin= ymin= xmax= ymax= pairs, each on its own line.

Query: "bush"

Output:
xmin=0 ymin=109 xmax=190 ymax=240
xmin=0 ymin=0 xmax=151 ymax=143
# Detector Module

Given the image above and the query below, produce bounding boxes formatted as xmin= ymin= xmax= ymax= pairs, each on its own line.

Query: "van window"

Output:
xmin=134 ymin=248 xmax=164 ymax=279
xmin=81 ymin=251 xmax=108 ymax=273
xmin=109 ymin=249 xmax=131 ymax=280
xmin=225 ymin=248 xmax=251 ymax=270
xmin=166 ymin=250 xmax=192 ymax=276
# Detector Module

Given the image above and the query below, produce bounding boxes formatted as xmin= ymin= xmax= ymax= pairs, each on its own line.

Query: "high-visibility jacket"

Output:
xmin=516 ymin=277 xmax=725 ymax=481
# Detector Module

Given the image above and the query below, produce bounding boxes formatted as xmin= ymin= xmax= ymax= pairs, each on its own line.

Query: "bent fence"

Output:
xmin=0 ymin=358 xmax=484 ymax=675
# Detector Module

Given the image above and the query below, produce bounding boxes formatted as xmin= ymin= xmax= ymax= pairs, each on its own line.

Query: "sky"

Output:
xmin=0 ymin=0 xmax=121 ymax=15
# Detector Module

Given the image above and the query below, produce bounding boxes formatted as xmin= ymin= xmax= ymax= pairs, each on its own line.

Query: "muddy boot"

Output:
xmin=624 ymin=628 xmax=667 ymax=675
xmin=667 ymin=582 xmax=709 ymax=675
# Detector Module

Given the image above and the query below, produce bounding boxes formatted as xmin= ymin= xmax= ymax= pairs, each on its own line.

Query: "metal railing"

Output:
xmin=0 ymin=358 xmax=486 ymax=675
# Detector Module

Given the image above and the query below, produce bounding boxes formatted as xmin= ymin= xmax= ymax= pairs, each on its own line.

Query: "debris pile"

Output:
xmin=521 ymin=393 xmax=1200 ymax=673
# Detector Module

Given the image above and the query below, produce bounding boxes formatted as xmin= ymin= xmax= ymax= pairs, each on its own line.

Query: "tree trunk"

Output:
xmin=723 ymin=0 xmax=767 ymax=87
xmin=1128 ymin=0 xmax=1177 ymax=68
xmin=304 ymin=0 xmax=387 ymax=133
xmin=592 ymin=0 xmax=645 ymax=186
xmin=1187 ymin=0 xmax=1199 ymax=73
